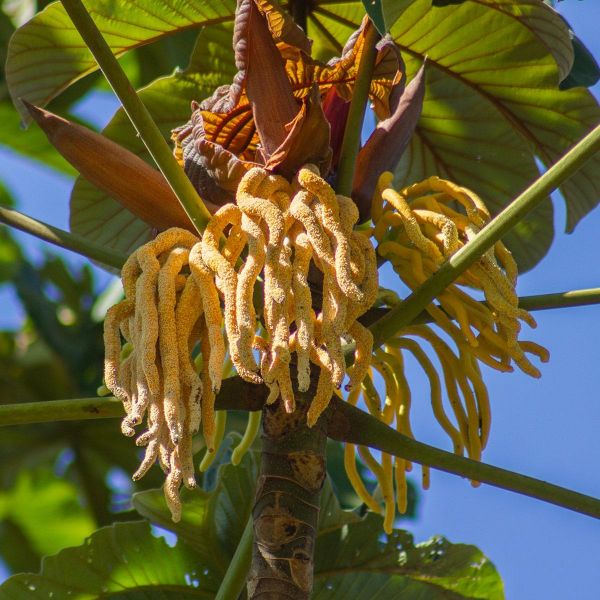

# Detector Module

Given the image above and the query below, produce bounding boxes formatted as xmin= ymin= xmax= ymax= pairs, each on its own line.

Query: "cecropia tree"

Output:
xmin=0 ymin=0 xmax=599 ymax=598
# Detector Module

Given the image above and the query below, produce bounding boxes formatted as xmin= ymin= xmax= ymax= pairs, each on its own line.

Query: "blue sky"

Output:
xmin=1 ymin=2 xmax=600 ymax=598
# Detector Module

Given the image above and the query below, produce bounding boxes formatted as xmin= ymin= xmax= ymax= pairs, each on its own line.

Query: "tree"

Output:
xmin=0 ymin=0 xmax=599 ymax=598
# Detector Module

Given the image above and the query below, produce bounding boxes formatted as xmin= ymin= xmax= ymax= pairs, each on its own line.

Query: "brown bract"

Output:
xmin=24 ymin=102 xmax=207 ymax=232
xmin=173 ymin=1 xmax=405 ymax=212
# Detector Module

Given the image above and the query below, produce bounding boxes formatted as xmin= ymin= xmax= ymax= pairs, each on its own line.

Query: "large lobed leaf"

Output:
xmin=308 ymin=0 xmax=599 ymax=270
xmin=5 ymin=0 xmax=237 ymax=124
xmin=7 ymin=0 xmax=600 ymax=270
xmin=0 ymin=440 xmax=503 ymax=598
xmin=0 ymin=521 xmax=205 ymax=599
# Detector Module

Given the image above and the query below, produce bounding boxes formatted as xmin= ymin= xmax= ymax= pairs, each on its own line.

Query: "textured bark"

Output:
xmin=247 ymin=368 xmax=328 ymax=599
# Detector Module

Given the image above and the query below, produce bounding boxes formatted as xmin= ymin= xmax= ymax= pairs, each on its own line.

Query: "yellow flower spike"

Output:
xmin=189 ymin=243 xmax=226 ymax=392
xmin=231 ymin=411 xmax=262 ymax=466
xmin=345 ymin=443 xmax=382 ymax=513
xmin=157 ymin=431 xmax=173 ymax=475
xmin=345 ymin=231 xmax=379 ymax=324
xmin=460 ymin=352 xmax=491 ymax=448
xmin=361 ymin=372 xmax=383 ymax=417
xmin=345 ymin=321 xmax=374 ymax=392
xmin=299 ymin=166 xmax=364 ymax=304
xmin=438 ymin=292 xmax=479 ymax=347
xmin=164 ymin=460 xmax=183 ymax=523
xmin=381 ymin=188 xmax=444 ymax=262
xmin=422 ymin=465 xmax=431 ymax=491
xmin=199 ymin=410 xmax=227 ymax=472
xmin=121 ymin=252 xmax=141 ymax=299
xmin=223 ymin=220 xmax=246 ymax=266
xmin=291 ymin=231 xmax=314 ymax=392
xmin=132 ymin=438 xmax=160 ymax=481
xmin=412 ymin=208 xmax=460 ymax=256
xmin=290 ymin=188 xmax=334 ymax=267
xmin=401 ymin=326 xmax=469 ymax=453
xmin=408 ymin=176 xmax=489 ymax=228
xmin=200 ymin=318 xmax=217 ymax=448
xmin=236 ymin=213 xmax=267 ymax=373
xmin=158 ymin=247 xmax=190 ymax=445
xmin=381 ymin=452 xmax=396 ymax=532
xmin=320 ymin=279 xmax=347 ymax=388
xmin=175 ymin=276 xmax=204 ymax=434
xmin=306 ymin=366 xmax=334 ymax=427
xmin=394 ymin=338 xmax=468 ymax=459
xmin=382 ymin=348 xmax=415 ymax=449
xmin=271 ymin=240 xmax=294 ymax=377
xmin=237 ymin=168 xmax=287 ymax=304
xmin=103 ymin=299 xmax=133 ymax=403
xmin=178 ymin=432 xmax=197 ymax=491
xmin=378 ymin=240 xmax=426 ymax=282
xmin=373 ymin=171 xmax=394 ymax=225
xmin=520 ymin=341 xmax=550 ymax=364
xmin=134 ymin=245 xmax=161 ymax=396
xmin=358 ymin=446 xmax=394 ymax=533
xmin=201 ymin=204 xmax=259 ymax=384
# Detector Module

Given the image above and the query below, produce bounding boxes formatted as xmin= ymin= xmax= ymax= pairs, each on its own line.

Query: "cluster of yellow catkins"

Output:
xmin=103 ymin=164 xmax=378 ymax=520
xmin=342 ymin=172 xmax=549 ymax=533
xmin=104 ymin=162 xmax=548 ymax=530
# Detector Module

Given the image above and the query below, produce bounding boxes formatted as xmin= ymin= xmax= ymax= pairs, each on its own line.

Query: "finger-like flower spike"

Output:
xmin=343 ymin=173 xmax=551 ymax=520
xmin=103 ymin=160 xmax=381 ymax=521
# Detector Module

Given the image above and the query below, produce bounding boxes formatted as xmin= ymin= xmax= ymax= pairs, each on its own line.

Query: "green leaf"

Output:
xmin=69 ymin=24 xmax=237 ymax=257
xmin=560 ymin=33 xmax=600 ymax=90
xmin=6 ymin=0 xmax=237 ymax=123
xmin=313 ymin=488 xmax=504 ymax=599
xmin=387 ymin=0 xmax=599 ymax=268
xmin=361 ymin=1 xmax=416 ymax=34
xmin=0 ymin=468 xmax=96 ymax=557
xmin=134 ymin=442 xmax=501 ymax=599
xmin=305 ymin=1 xmax=596 ymax=268
xmin=0 ymin=521 xmax=206 ymax=599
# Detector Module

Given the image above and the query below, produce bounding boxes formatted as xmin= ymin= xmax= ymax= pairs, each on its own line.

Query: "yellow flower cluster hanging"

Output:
xmin=342 ymin=173 xmax=549 ymax=533
xmin=103 ymin=165 xmax=378 ymax=520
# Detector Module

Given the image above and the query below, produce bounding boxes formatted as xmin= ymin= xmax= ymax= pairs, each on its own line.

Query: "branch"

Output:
xmin=0 ymin=378 xmax=265 ymax=427
xmin=59 ymin=0 xmax=211 ymax=234
xmin=335 ymin=22 xmax=380 ymax=196
xmin=328 ymin=398 xmax=600 ymax=520
xmin=0 ymin=206 xmax=126 ymax=270
xmin=369 ymin=122 xmax=600 ymax=347
xmin=360 ymin=286 xmax=600 ymax=326
xmin=5 ymin=382 xmax=600 ymax=520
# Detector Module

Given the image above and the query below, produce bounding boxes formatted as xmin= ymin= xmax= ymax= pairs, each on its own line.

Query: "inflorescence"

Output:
xmin=103 ymin=168 xmax=547 ymax=529
xmin=103 ymin=165 xmax=378 ymax=520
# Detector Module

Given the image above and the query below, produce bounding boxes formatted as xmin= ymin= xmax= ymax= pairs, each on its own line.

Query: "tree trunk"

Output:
xmin=247 ymin=368 xmax=328 ymax=599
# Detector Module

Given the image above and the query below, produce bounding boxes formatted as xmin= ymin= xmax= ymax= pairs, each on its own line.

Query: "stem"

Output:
xmin=0 ymin=397 xmax=125 ymax=426
xmin=7 ymin=384 xmax=600 ymax=520
xmin=335 ymin=22 xmax=380 ymax=196
xmin=248 ymin=368 xmax=328 ymax=599
xmin=360 ymin=286 xmax=600 ymax=326
xmin=328 ymin=398 xmax=600 ymax=520
xmin=60 ymin=0 xmax=211 ymax=234
xmin=369 ymin=121 xmax=600 ymax=347
xmin=216 ymin=518 xmax=254 ymax=600
xmin=518 ymin=287 xmax=600 ymax=312
xmin=0 ymin=378 xmax=265 ymax=427
xmin=0 ymin=206 xmax=126 ymax=270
